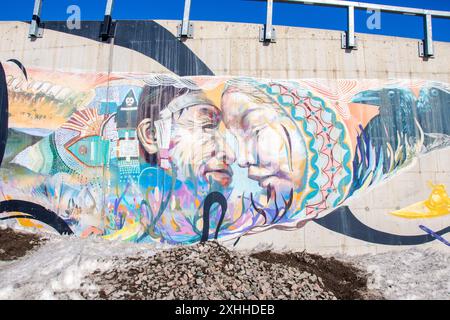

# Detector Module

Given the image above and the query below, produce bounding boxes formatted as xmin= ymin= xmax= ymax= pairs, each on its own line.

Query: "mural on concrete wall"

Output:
xmin=0 ymin=61 xmax=449 ymax=245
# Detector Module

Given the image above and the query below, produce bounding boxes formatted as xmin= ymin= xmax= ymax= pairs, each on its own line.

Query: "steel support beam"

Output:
xmin=100 ymin=0 xmax=115 ymax=41
xmin=29 ymin=0 xmax=43 ymax=39
xmin=420 ymin=14 xmax=434 ymax=57
xmin=260 ymin=0 xmax=276 ymax=42
xmin=342 ymin=5 xmax=356 ymax=49
xmin=105 ymin=0 xmax=114 ymax=16
xmin=178 ymin=0 xmax=194 ymax=39
xmin=273 ymin=0 xmax=450 ymax=18
xmin=258 ymin=0 xmax=449 ymax=56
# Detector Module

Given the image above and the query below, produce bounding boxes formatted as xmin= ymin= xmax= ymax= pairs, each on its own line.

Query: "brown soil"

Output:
xmin=0 ymin=227 xmax=382 ymax=300
xmin=251 ymin=250 xmax=382 ymax=300
xmin=0 ymin=227 xmax=44 ymax=261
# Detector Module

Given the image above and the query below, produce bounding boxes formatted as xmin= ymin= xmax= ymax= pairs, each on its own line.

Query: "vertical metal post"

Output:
xmin=29 ymin=0 xmax=43 ymax=38
xmin=347 ymin=5 xmax=356 ymax=48
xmin=260 ymin=0 xmax=276 ymax=43
xmin=100 ymin=0 xmax=115 ymax=41
xmin=178 ymin=0 xmax=194 ymax=39
xmin=266 ymin=0 xmax=274 ymax=40
xmin=105 ymin=0 xmax=114 ymax=16
xmin=342 ymin=5 xmax=356 ymax=49
xmin=181 ymin=0 xmax=192 ymax=36
xmin=423 ymin=14 xmax=434 ymax=57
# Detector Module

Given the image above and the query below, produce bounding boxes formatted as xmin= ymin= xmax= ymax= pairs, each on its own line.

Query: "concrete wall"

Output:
xmin=157 ymin=21 xmax=450 ymax=81
xmin=1 ymin=20 xmax=449 ymax=80
xmin=0 ymin=20 xmax=449 ymax=254
xmin=230 ymin=147 xmax=450 ymax=255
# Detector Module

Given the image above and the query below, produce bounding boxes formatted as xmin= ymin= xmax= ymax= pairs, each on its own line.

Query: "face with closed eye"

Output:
xmin=137 ymin=97 xmax=236 ymax=188
xmin=221 ymin=86 xmax=307 ymax=195
xmin=170 ymin=103 xmax=236 ymax=187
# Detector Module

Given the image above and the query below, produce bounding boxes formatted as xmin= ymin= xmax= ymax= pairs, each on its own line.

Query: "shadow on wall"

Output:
xmin=40 ymin=20 xmax=214 ymax=77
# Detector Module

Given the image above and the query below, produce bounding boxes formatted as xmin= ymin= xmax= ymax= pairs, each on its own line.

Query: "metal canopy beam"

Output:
xmin=260 ymin=0 xmax=276 ymax=42
xmin=422 ymin=14 xmax=434 ymax=57
xmin=342 ymin=5 xmax=356 ymax=49
xmin=275 ymin=0 xmax=450 ymax=18
xmin=29 ymin=0 xmax=43 ymax=38
xmin=258 ymin=0 xmax=449 ymax=57
xmin=178 ymin=0 xmax=194 ymax=39
xmin=104 ymin=0 xmax=114 ymax=16
xmin=100 ymin=0 xmax=115 ymax=41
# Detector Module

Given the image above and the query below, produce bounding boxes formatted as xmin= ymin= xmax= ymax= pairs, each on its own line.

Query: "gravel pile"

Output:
xmin=81 ymin=241 xmax=337 ymax=300
xmin=251 ymin=250 xmax=378 ymax=300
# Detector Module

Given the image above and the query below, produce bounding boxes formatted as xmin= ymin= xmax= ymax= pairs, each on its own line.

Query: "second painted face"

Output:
xmin=221 ymin=86 xmax=308 ymax=196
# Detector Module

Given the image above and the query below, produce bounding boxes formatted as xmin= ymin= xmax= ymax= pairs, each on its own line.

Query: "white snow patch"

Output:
xmin=338 ymin=248 xmax=450 ymax=300
xmin=0 ymin=233 xmax=167 ymax=299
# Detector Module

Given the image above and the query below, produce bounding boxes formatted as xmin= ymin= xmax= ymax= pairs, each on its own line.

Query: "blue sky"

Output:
xmin=1 ymin=0 xmax=449 ymax=42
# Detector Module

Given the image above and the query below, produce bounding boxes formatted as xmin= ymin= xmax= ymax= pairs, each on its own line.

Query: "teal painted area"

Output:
xmin=68 ymin=136 xmax=109 ymax=167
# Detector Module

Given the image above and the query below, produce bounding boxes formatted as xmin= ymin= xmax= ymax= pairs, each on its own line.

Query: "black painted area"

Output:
xmin=38 ymin=20 xmax=214 ymax=77
xmin=0 ymin=63 xmax=8 ymax=168
xmin=315 ymin=206 xmax=450 ymax=245
xmin=6 ymin=59 xmax=28 ymax=80
xmin=201 ymin=192 xmax=228 ymax=243
xmin=0 ymin=200 xmax=73 ymax=235
xmin=0 ymin=215 xmax=38 ymax=221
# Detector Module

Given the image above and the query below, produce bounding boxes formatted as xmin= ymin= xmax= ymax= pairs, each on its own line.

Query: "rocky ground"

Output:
xmin=1 ymin=226 xmax=448 ymax=300
xmin=82 ymin=241 xmax=340 ymax=300
xmin=250 ymin=250 xmax=378 ymax=300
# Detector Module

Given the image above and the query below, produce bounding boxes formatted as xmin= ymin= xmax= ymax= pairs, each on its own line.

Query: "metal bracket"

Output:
xmin=259 ymin=25 xmax=276 ymax=43
xmin=260 ymin=0 xmax=276 ymax=43
xmin=100 ymin=0 xmax=115 ymax=41
xmin=342 ymin=5 xmax=357 ymax=50
xmin=419 ymin=14 xmax=434 ymax=57
xmin=29 ymin=20 xmax=44 ymax=39
xmin=419 ymin=41 xmax=434 ymax=58
xmin=341 ymin=32 xmax=357 ymax=49
xmin=178 ymin=0 xmax=194 ymax=39
xmin=100 ymin=16 xmax=116 ymax=41
xmin=29 ymin=0 xmax=44 ymax=39
xmin=177 ymin=22 xmax=194 ymax=39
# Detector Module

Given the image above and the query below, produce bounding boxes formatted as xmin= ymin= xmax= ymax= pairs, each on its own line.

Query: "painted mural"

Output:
xmin=391 ymin=182 xmax=450 ymax=219
xmin=0 ymin=61 xmax=449 ymax=245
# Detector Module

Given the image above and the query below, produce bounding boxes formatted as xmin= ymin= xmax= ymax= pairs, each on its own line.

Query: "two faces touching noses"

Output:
xmin=136 ymin=83 xmax=307 ymax=196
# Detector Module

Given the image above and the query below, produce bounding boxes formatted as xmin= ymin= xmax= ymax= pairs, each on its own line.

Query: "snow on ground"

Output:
xmin=1 ymin=223 xmax=449 ymax=300
xmin=0 ymin=227 xmax=168 ymax=299
xmin=338 ymin=248 xmax=450 ymax=300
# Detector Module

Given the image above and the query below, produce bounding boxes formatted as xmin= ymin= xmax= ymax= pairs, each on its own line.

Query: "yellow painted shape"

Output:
xmin=204 ymin=83 xmax=225 ymax=110
xmin=170 ymin=216 xmax=180 ymax=232
xmin=17 ymin=218 xmax=43 ymax=229
xmin=102 ymin=221 xmax=139 ymax=241
xmin=390 ymin=182 xmax=450 ymax=219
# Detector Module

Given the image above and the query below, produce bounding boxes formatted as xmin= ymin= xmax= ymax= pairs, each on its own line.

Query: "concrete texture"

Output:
xmin=228 ymin=147 xmax=450 ymax=255
xmin=0 ymin=19 xmax=449 ymax=255
xmin=1 ymin=20 xmax=449 ymax=80
xmin=156 ymin=20 xmax=450 ymax=81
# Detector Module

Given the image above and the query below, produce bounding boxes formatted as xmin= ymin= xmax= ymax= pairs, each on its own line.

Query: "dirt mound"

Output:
xmin=0 ymin=227 xmax=381 ymax=300
xmin=83 ymin=241 xmax=337 ymax=300
xmin=251 ymin=250 xmax=382 ymax=300
xmin=0 ymin=227 xmax=44 ymax=261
